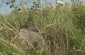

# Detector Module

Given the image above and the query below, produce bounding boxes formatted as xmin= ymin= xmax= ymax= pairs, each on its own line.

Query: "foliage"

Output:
xmin=72 ymin=4 xmax=85 ymax=33
xmin=0 ymin=39 xmax=21 ymax=55
xmin=0 ymin=0 xmax=85 ymax=55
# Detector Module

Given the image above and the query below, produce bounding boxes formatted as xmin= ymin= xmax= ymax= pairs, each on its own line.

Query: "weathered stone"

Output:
xmin=19 ymin=28 xmax=44 ymax=48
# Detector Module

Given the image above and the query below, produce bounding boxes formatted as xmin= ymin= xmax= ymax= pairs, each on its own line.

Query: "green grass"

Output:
xmin=0 ymin=4 xmax=85 ymax=55
xmin=0 ymin=38 xmax=21 ymax=55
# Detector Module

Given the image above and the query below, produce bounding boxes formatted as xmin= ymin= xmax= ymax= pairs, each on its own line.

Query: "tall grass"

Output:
xmin=0 ymin=4 xmax=85 ymax=55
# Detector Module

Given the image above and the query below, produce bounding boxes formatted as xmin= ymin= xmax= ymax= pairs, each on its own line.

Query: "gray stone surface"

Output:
xmin=19 ymin=28 xmax=44 ymax=48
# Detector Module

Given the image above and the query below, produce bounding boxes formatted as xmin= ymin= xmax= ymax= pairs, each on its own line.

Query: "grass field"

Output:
xmin=0 ymin=3 xmax=85 ymax=55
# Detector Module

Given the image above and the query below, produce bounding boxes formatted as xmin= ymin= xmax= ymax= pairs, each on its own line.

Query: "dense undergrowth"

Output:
xmin=0 ymin=4 xmax=85 ymax=55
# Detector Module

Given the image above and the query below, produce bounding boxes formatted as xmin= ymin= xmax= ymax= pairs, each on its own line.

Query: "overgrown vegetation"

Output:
xmin=0 ymin=0 xmax=85 ymax=55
